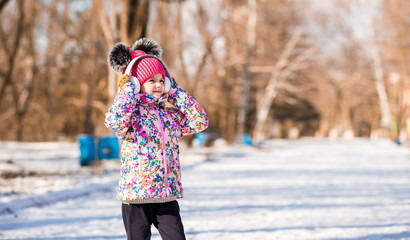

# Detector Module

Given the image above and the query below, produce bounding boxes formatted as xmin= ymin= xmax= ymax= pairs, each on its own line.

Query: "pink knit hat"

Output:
xmin=124 ymin=50 xmax=166 ymax=85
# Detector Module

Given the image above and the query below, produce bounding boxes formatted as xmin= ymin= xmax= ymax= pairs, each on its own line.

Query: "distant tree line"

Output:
xmin=0 ymin=0 xmax=408 ymax=143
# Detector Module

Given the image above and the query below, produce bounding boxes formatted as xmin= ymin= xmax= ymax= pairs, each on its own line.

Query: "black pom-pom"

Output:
xmin=108 ymin=43 xmax=131 ymax=73
xmin=131 ymin=38 xmax=162 ymax=58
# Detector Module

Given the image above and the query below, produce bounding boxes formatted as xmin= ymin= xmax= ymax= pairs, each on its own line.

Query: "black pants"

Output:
xmin=122 ymin=201 xmax=186 ymax=240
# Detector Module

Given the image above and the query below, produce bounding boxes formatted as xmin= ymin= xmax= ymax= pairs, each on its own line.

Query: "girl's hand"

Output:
xmin=167 ymin=77 xmax=179 ymax=96
xmin=118 ymin=74 xmax=139 ymax=94
xmin=117 ymin=74 xmax=130 ymax=88
xmin=171 ymin=77 xmax=178 ymax=87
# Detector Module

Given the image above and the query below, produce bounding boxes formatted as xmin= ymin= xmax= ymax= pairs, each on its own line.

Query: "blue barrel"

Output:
xmin=242 ymin=134 xmax=252 ymax=146
xmin=98 ymin=136 xmax=120 ymax=160
xmin=78 ymin=135 xmax=95 ymax=166
xmin=195 ymin=133 xmax=208 ymax=147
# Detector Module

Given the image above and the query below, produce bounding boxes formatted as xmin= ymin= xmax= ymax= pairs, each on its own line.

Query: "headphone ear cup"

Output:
xmin=129 ymin=76 xmax=140 ymax=93
xmin=164 ymin=77 xmax=171 ymax=93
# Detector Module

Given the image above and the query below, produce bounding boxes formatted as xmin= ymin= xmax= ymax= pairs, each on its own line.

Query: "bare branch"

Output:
xmin=0 ymin=20 xmax=10 ymax=56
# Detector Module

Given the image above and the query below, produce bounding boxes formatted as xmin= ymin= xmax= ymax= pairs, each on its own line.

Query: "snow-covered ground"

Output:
xmin=1 ymin=138 xmax=410 ymax=239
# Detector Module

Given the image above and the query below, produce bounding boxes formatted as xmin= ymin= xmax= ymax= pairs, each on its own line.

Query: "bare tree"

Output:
xmin=99 ymin=0 xmax=153 ymax=101
xmin=292 ymin=0 xmax=391 ymax=140
xmin=120 ymin=0 xmax=150 ymax=44
xmin=98 ymin=0 xmax=117 ymax=100
xmin=252 ymin=31 xmax=302 ymax=143
xmin=379 ymin=0 xmax=410 ymax=140
xmin=0 ymin=0 xmax=40 ymax=140
xmin=0 ymin=0 xmax=25 ymax=106
xmin=237 ymin=0 xmax=256 ymax=141
xmin=366 ymin=16 xmax=391 ymax=135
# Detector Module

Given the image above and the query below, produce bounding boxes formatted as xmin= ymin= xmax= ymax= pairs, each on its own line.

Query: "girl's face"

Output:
xmin=140 ymin=73 xmax=165 ymax=99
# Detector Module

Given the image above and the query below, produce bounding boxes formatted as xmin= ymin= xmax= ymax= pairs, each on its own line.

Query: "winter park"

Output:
xmin=1 ymin=0 xmax=410 ymax=240
xmin=1 ymin=139 xmax=410 ymax=239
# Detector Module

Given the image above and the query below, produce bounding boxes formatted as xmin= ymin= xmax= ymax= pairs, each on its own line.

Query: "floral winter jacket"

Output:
xmin=105 ymin=80 xmax=208 ymax=203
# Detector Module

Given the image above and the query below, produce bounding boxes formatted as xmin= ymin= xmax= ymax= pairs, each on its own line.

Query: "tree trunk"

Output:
xmin=84 ymin=0 xmax=101 ymax=135
xmin=98 ymin=0 xmax=117 ymax=100
xmin=237 ymin=0 xmax=256 ymax=142
xmin=0 ymin=0 xmax=10 ymax=13
xmin=252 ymin=31 xmax=301 ymax=143
xmin=0 ymin=0 xmax=24 ymax=107
xmin=367 ymin=19 xmax=391 ymax=135
xmin=120 ymin=0 xmax=150 ymax=44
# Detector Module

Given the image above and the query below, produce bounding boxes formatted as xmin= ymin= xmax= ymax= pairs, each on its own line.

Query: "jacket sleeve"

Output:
xmin=167 ymin=84 xmax=209 ymax=136
xmin=105 ymin=81 xmax=138 ymax=139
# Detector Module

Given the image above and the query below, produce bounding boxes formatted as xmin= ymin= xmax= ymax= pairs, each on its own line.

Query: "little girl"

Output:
xmin=105 ymin=38 xmax=209 ymax=240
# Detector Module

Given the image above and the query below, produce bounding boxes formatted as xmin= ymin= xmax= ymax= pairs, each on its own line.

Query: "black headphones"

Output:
xmin=123 ymin=54 xmax=173 ymax=93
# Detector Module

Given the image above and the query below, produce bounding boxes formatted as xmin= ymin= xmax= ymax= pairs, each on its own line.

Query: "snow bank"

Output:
xmin=0 ymin=141 xmax=210 ymax=215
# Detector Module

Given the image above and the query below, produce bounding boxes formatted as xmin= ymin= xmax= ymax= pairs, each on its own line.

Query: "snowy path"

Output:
xmin=1 ymin=139 xmax=410 ymax=239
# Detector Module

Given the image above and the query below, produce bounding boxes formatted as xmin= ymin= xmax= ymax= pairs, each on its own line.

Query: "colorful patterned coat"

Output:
xmin=105 ymin=80 xmax=208 ymax=203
